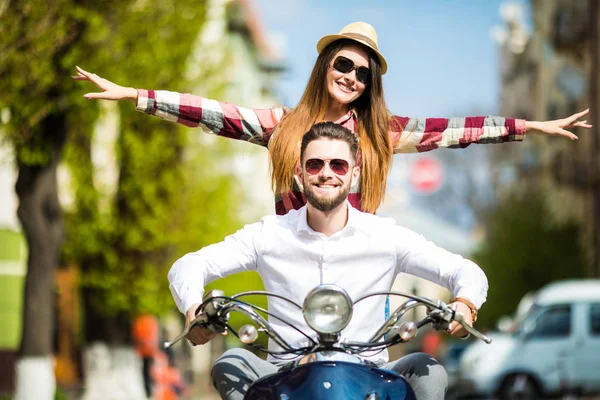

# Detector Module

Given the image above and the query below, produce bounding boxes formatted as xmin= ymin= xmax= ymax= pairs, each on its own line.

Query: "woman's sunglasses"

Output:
xmin=305 ymin=158 xmax=350 ymax=176
xmin=332 ymin=56 xmax=370 ymax=84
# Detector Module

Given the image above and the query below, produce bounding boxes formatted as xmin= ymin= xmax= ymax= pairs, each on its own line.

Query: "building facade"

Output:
xmin=495 ymin=0 xmax=598 ymax=277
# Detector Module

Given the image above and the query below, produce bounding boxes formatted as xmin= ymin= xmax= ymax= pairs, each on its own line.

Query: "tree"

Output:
xmin=0 ymin=1 xmax=123 ymax=398
xmin=0 ymin=0 xmax=247 ymax=397
xmin=471 ymin=186 xmax=586 ymax=328
xmin=58 ymin=2 xmax=261 ymax=398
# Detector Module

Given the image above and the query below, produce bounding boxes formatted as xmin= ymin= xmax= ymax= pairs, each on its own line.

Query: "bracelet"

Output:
xmin=451 ymin=297 xmax=478 ymax=322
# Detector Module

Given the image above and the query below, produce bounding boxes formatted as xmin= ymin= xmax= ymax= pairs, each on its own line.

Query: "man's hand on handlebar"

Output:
xmin=447 ymin=301 xmax=473 ymax=338
xmin=185 ymin=303 xmax=224 ymax=346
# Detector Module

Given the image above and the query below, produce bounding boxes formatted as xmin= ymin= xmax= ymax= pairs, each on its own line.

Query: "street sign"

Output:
xmin=410 ymin=157 xmax=444 ymax=195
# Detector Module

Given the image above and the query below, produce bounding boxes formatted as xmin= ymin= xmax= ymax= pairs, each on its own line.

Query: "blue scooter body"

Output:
xmin=244 ymin=360 xmax=417 ymax=400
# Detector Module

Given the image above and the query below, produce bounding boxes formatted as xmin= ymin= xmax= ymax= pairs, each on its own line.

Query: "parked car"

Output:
xmin=455 ymin=279 xmax=600 ymax=399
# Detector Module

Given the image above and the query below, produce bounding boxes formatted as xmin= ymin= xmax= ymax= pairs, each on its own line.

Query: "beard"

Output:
xmin=303 ymin=179 xmax=351 ymax=212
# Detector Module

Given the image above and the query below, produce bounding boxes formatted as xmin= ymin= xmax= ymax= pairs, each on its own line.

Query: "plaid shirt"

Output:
xmin=137 ymin=89 xmax=526 ymax=215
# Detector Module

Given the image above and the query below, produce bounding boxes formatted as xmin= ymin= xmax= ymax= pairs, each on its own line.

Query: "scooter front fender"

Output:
xmin=244 ymin=360 xmax=416 ymax=400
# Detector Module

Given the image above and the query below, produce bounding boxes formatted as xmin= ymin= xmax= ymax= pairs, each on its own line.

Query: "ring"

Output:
xmin=460 ymin=334 xmax=471 ymax=340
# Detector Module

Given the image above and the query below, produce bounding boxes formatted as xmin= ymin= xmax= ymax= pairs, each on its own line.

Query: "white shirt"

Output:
xmin=168 ymin=203 xmax=488 ymax=362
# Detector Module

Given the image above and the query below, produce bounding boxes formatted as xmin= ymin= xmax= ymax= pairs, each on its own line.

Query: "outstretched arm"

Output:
xmin=390 ymin=110 xmax=591 ymax=153
xmin=73 ymin=66 xmax=285 ymax=146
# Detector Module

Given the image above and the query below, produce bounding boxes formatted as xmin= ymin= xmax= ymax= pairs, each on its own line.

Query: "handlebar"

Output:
xmin=164 ymin=289 xmax=228 ymax=349
xmin=164 ymin=313 xmax=210 ymax=349
xmin=358 ymin=291 xmax=492 ymax=345
xmin=164 ymin=289 xmax=492 ymax=351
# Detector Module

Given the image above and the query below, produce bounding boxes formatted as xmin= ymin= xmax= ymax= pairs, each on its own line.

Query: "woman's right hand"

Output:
xmin=72 ymin=66 xmax=138 ymax=102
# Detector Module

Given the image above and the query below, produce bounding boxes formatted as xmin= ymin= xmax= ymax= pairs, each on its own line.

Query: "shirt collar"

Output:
xmin=345 ymin=203 xmax=360 ymax=230
xmin=295 ymin=201 xmax=360 ymax=236
xmin=296 ymin=206 xmax=311 ymax=234
xmin=334 ymin=109 xmax=357 ymax=125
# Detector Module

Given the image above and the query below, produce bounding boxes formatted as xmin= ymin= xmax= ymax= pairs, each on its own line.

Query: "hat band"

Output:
xmin=342 ymin=32 xmax=378 ymax=51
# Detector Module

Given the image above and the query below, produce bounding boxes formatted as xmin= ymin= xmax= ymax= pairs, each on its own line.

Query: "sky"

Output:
xmin=254 ymin=0 xmax=530 ymax=118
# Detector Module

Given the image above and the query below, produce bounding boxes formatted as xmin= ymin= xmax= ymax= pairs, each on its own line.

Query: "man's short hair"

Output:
xmin=300 ymin=122 xmax=359 ymax=162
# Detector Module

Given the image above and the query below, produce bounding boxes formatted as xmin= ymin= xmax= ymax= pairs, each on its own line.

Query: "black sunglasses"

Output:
xmin=332 ymin=56 xmax=370 ymax=84
xmin=305 ymin=158 xmax=351 ymax=176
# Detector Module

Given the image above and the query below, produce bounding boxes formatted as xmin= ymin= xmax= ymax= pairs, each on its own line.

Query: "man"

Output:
xmin=168 ymin=122 xmax=488 ymax=399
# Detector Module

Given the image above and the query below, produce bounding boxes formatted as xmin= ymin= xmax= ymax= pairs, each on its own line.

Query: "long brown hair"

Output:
xmin=269 ymin=39 xmax=395 ymax=214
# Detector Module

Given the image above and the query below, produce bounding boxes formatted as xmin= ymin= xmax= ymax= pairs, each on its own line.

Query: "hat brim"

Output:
xmin=317 ymin=34 xmax=388 ymax=75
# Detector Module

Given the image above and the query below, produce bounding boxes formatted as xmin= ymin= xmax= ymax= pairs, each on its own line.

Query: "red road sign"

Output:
xmin=410 ymin=157 xmax=444 ymax=195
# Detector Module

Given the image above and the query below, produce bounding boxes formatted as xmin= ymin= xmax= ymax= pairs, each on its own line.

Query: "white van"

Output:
xmin=456 ymin=280 xmax=600 ymax=398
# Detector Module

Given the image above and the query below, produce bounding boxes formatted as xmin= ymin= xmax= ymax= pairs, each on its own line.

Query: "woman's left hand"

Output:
xmin=526 ymin=109 xmax=592 ymax=140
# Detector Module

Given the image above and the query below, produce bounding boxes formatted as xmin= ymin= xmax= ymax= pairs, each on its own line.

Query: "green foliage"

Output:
xmin=60 ymin=0 xmax=260 ymax=321
xmin=2 ymin=0 xmax=264 ymax=334
xmin=471 ymin=187 xmax=586 ymax=328
xmin=0 ymin=275 xmax=25 ymax=349
xmin=61 ymin=0 xmax=223 ymax=317
xmin=0 ymin=0 xmax=122 ymax=162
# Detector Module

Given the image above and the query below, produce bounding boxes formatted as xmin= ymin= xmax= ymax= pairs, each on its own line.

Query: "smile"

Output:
xmin=336 ymin=81 xmax=354 ymax=93
xmin=315 ymin=184 xmax=339 ymax=189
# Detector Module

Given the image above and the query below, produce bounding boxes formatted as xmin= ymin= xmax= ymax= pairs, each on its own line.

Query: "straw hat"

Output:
xmin=316 ymin=21 xmax=388 ymax=74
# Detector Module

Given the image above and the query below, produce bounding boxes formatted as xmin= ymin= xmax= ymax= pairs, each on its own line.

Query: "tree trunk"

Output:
xmin=81 ymin=343 xmax=147 ymax=400
xmin=82 ymin=290 xmax=145 ymax=399
xmin=75 ymin=121 xmax=146 ymax=398
xmin=83 ymin=290 xmax=132 ymax=345
xmin=14 ymin=112 xmax=66 ymax=400
xmin=79 ymin=278 xmax=147 ymax=400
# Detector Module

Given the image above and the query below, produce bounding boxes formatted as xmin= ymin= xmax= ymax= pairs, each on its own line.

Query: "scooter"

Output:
xmin=165 ymin=284 xmax=491 ymax=399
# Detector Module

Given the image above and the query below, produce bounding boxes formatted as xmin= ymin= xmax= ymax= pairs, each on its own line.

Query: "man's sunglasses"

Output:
xmin=305 ymin=158 xmax=351 ymax=176
xmin=332 ymin=56 xmax=370 ymax=84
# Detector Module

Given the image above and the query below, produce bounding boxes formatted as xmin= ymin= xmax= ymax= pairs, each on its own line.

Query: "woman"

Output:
xmin=74 ymin=21 xmax=591 ymax=215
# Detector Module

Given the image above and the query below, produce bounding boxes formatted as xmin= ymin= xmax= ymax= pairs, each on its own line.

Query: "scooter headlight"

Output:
xmin=303 ymin=284 xmax=353 ymax=335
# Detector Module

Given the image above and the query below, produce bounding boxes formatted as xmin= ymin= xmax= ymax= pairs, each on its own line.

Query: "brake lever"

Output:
xmin=163 ymin=313 xmax=210 ymax=349
xmin=427 ymin=303 xmax=492 ymax=344
xmin=452 ymin=310 xmax=492 ymax=344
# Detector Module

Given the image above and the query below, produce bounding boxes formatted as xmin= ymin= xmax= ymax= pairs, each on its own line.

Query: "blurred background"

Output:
xmin=0 ymin=0 xmax=598 ymax=399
